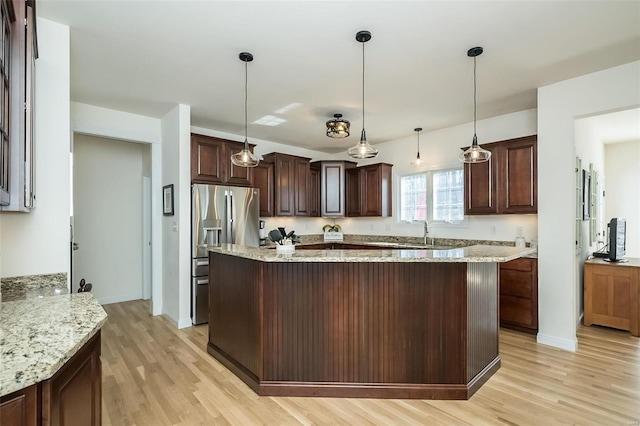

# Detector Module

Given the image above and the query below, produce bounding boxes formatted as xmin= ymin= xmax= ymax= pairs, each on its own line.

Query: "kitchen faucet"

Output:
xmin=423 ymin=220 xmax=433 ymax=246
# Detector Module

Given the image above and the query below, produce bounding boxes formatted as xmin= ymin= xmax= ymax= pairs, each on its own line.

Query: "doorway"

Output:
xmin=72 ymin=134 xmax=152 ymax=304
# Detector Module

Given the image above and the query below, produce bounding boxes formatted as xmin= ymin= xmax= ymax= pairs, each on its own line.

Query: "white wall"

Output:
xmin=73 ymin=135 xmax=146 ymax=304
xmin=194 ymin=109 xmax=539 ymax=243
xmin=538 ymin=60 xmax=640 ymax=352
xmin=162 ymin=105 xmax=191 ymax=328
xmin=1 ymin=19 xmax=71 ymax=279
xmin=605 ymin=140 xmax=640 ymax=257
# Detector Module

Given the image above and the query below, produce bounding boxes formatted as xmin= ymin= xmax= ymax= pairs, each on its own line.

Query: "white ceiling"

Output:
xmin=585 ymin=108 xmax=640 ymax=144
xmin=38 ymin=1 xmax=640 ymax=153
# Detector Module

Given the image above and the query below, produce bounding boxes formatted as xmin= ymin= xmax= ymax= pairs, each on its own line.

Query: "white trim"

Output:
xmin=576 ymin=312 xmax=584 ymax=328
xmin=177 ymin=317 xmax=193 ymax=329
xmin=99 ymin=293 xmax=143 ymax=305
xmin=536 ymin=333 xmax=578 ymax=352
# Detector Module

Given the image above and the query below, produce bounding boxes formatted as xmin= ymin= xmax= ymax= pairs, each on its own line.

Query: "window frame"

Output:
xmin=396 ymin=166 xmax=468 ymax=229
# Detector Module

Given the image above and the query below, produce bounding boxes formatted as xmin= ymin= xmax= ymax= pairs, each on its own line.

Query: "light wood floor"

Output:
xmin=101 ymin=300 xmax=640 ymax=426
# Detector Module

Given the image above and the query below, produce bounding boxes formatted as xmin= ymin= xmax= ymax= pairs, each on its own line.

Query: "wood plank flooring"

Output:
xmin=101 ymin=300 xmax=640 ymax=425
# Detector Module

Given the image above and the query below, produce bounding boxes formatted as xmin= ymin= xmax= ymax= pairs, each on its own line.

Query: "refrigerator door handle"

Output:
xmin=228 ymin=191 xmax=234 ymax=243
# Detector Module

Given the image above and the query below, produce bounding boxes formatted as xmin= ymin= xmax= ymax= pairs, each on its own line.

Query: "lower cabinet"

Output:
xmin=499 ymin=258 xmax=538 ymax=333
xmin=0 ymin=332 xmax=102 ymax=426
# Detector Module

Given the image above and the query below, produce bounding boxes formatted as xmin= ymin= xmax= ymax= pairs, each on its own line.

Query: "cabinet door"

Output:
xmin=294 ymin=158 xmax=310 ymax=216
xmin=320 ymin=162 xmax=345 ymax=217
xmin=499 ymin=258 xmax=538 ymax=333
xmin=501 ymin=136 xmax=537 ymax=213
xmin=274 ymin=155 xmax=295 ymax=216
xmin=252 ymin=162 xmax=274 ymax=217
xmin=41 ymin=332 xmax=101 ymax=426
xmin=309 ymin=165 xmax=320 ymax=217
xmin=226 ymin=143 xmax=253 ymax=187
xmin=345 ymin=168 xmax=361 ymax=217
xmin=1 ymin=385 xmax=38 ymax=426
xmin=191 ymin=135 xmax=226 ymax=184
xmin=464 ymin=145 xmax=498 ymax=215
xmin=360 ymin=164 xmax=392 ymax=217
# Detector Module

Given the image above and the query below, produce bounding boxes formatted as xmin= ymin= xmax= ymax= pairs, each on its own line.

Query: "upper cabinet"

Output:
xmin=310 ymin=161 xmax=357 ymax=218
xmin=190 ymin=133 xmax=253 ymax=187
xmin=252 ymin=161 xmax=274 ymax=217
xmin=1 ymin=0 xmax=38 ymax=211
xmin=346 ymin=163 xmax=393 ymax=217
xmin=261 ymin=152 xmax=311 ymax=217
xmin=463 ymin=135 xmax=537 ymax=215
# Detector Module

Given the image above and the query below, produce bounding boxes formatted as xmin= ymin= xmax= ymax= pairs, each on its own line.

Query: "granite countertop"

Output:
xmin=0 ymin=293 xmax=107 ymax=397
xmin=1 ymin=273 xmax=69 ymax=302
xmin=206 ymin=243 xmax=536 ymax=263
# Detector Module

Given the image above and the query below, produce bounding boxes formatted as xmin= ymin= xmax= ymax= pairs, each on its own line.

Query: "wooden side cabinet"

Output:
xmin=0 ymin=331 xmax=102 ymax=426
xmin=499 ymin=258 xmax=538 ymax=333
xmin=346 ymin=163 xmax=393 ymax=217
xmin=584 ymin=258 xmax=640 ymax=336
xmin=463 ymin=135 xmax=537 ymax=215
xmin=251 ymin=161 xmax=274 ymax=217
xmin=309 ymin=163 xmax=321 ymax=217
xmin=191 ymin=133 xmax=253 ymax=186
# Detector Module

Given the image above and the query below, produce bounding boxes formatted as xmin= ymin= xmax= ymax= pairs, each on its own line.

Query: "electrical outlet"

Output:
xmin=517 ymin=226 xmax=524 ymax=237
xmin=490 ymin=226 xmax=496 ymax=235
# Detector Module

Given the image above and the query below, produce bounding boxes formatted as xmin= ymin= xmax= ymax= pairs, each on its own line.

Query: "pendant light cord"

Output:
xmin=473 ymin=55 xmax=477 ymax=141
xmin=244 ymin=59 xmax=249 ymax=148
xmin=362 ymin=40 xmax=365 ymax=135
xmin=417 ymin=130 xmax=420 ymax=155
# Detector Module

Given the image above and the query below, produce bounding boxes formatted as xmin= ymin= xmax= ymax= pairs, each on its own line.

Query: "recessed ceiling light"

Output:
xmin=252 ymin=115 xmax=287 ymax=126
xmin=275 ymin=103 xmax=302 ymax=114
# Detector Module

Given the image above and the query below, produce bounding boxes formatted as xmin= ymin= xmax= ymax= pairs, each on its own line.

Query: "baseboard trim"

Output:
xmin=536 ymin=333 xmax=578 ymax=352
xmin=98 ymin=293 xmax=142 ymax=305
xmin=177 ymin=317 xmax=192 ymax=329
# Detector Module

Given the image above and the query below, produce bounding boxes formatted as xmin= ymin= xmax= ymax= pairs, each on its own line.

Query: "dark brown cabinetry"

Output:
xmin=310 ymin=161 xmax=357 ymax=217
xmin=309 ymin=163 xmax=321 ymax=217
xmin=464 ymin=135 xmax=537 ymax=215
xmin=252 ymin=161 xmax=274 ymax=217
xmin=0 ymin=331 xmax=102 ymax=426
xmin=346 ymin=163 xmax=393 ymax=217
xmin=261 ymin=153 xmax=311 ymax=217
xmin=499 ymin=258 xmax=538 ymax=333
xmin=191 ymin=133 xmax=253 ymax=186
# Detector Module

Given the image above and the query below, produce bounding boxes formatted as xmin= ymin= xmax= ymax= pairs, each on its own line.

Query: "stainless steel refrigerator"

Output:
xmin=191 ymin=184 xmax=260 ymax=325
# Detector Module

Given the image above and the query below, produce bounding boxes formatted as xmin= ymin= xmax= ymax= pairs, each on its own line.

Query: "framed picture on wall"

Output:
xmin=582 ymin=170 xmax=590 ymax=220
xmin=163 ymin=184 xmax=174 ymax=216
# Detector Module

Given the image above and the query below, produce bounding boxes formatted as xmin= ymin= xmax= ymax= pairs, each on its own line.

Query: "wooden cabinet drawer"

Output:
xmin=500 ymin=295 xmax=535 ymax=327
xmin=500 ymin=270 xmax=533 ymax=298
xmin=501 ymin=257 xmax=533 ymax=272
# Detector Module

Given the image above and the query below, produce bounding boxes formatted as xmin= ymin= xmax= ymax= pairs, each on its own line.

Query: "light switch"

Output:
xmin=172 ymin=222 xmax=178 ymax=232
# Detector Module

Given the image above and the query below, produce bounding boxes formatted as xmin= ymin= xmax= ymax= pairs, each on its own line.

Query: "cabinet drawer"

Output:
xmin=500 ymin=295 xmax=535 ymax=327
xmin=501 ymin=258 xmax=533 ymax=272
xmin=500 ymin=270 xmax=534 ymax=298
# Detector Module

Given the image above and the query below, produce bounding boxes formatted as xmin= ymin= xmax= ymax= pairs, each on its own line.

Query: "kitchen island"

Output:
xmin=207 ymin=244 xmax=534 ymax=400
xmin=1 ymin=279 xmax=107 ymax=425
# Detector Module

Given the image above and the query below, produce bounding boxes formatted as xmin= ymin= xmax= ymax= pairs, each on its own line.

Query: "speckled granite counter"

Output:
xmin=1 ymin=272 xmax=68 ymax=302
xmin=207 ymin=243 xmax=535 ymax=263
xmin=0 ymin=293 xmax=107 ymax=397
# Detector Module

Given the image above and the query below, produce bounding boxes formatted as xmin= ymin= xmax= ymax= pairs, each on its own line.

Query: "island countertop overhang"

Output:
xmin=205 ymin=243 xmax=536 ymax=263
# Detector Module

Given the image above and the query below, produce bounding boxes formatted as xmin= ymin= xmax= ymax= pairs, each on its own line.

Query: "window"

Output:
xmin=399 ymin=168 xmax=465 ymax=224
xmin=0 ymin=0 xmax=11 ymax=205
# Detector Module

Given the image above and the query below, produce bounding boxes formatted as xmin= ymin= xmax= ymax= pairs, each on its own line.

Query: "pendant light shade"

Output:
xmin=231 ymin=52 xmax=260 ymax=168
xmin=348 ymin=30 xmax=378 ymax=160
xmin=326 ymin=113 xmax=350 ymax=138
xmin=459 ymin=46 xmax=491 ymax=164
xmin=414 ymin=127 xmax=423 ymax=166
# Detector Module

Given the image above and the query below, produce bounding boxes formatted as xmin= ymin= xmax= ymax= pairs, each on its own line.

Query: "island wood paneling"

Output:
xmin=208 ymin=253 xmax=501 ymax=399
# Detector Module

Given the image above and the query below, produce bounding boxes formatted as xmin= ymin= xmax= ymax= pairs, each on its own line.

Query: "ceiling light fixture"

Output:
xmin=414 ymin=127 xmax=423 ymax=166
xmin=326 ymin=113 xmax=350 ymax=138
xmin=459 ymin=46 xmax=491 ymax=163
xmin=347 ymin=30 xmax=378 ymax=159
xmin=231 ymin=52 xmax=260 ymax=168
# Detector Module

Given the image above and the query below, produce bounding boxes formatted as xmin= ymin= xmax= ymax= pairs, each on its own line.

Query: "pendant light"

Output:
xmin=326 ymin=113 xmax=350 ymax=138
xmin=231 ymin=52 xmax=260 ymax=168
xmin=414 ymin=127 xmax=423 ymax=166
xmin=347 ymin=30 xmax=378 ymax=159
xmin=459 ymin=46 xmax=491 ymax=163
